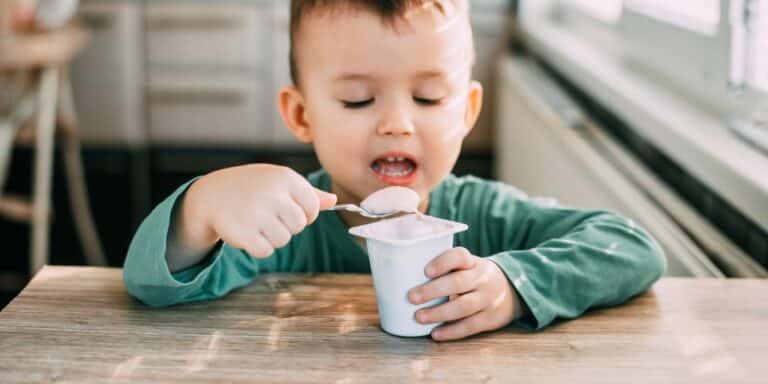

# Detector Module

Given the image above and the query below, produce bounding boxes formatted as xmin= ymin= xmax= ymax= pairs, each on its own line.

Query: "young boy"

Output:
xmin=124 ymin=0 xmax=666 ymax=341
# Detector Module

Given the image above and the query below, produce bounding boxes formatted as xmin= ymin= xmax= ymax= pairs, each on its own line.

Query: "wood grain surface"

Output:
xmin=0 ymin=266 xmax=766 ymax=383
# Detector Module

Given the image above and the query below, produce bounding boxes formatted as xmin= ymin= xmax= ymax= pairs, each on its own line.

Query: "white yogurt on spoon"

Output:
xmin=360 ymin=186 xmax=420 ymax=215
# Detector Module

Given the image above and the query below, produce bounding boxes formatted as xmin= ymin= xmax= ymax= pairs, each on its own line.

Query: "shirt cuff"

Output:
xmin=488 ymin=252 xmax=547 ymax=330
xmin=124 ymin=177 xmax=226 ymax=306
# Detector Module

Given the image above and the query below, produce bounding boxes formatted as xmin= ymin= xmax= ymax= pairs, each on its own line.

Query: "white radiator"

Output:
xmin=495 ymin=56 xmax=767 ymax=278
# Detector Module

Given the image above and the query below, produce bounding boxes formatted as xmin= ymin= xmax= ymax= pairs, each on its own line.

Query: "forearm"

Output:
xmin=166 ymin=178 xmax=220 ymax=272
xmin=123 ymin=178 xmax=260 ymax=307
xmin=490 ymin=212 xmax=666 ymax=329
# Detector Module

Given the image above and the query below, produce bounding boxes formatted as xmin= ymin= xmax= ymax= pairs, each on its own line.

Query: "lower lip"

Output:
xmin=371 ymin=165 xmax=418 ymax=186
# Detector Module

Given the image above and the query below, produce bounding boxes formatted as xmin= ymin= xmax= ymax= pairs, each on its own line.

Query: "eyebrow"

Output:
xmin=334 ymin=74 xmax=372 ymax=82
xmin=333 ymin=70 xmax=449 ymax=82
xmin=414 ymin=69 xmax=449 ymax=78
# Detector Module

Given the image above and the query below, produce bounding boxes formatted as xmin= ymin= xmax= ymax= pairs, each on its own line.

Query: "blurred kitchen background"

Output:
xmin=1 ymin=0 xmax=766 ymax=308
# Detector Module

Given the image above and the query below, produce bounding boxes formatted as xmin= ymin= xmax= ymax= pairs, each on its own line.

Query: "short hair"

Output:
xmin=289 ymin=0 xmax=454 ymax=86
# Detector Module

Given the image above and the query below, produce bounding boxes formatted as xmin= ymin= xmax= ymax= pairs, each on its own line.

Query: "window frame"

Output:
xmin=543 ymin=0 xmax=768 ymax=116
xmin=517 ymin=0 xmax=768 ymax=232
xmin=617 ymin=1 xmax=734 ymax=115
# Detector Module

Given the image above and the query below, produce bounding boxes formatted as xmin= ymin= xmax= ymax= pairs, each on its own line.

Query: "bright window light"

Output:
xmin=625 ymin=0 xmax=721 ymax=34
xmin=562 ymin=0 xmax=623 ymax=23
xmin=750 ymin=0 xmax=768 ymax=92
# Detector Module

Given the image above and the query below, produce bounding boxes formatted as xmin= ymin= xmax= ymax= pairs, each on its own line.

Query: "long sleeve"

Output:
xmin=443 ymin=178 xmax=667 ymax=330
xmin=122 ymin=170 xmax=372 ymax=308
xmin=123 ymin=180 xmax=260 ymax=307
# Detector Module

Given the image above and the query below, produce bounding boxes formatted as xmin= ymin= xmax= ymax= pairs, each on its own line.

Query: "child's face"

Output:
xmin=279 ymin=2 xmax=482 ymax=208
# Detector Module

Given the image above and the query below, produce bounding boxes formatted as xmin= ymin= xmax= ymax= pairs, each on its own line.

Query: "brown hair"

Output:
xmin=289 ymin=0 xmax=450 ymax=86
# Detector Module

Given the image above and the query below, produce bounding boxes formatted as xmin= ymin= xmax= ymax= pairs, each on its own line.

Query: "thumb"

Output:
xmin=314 ymin=188 xmax=338 ymax=210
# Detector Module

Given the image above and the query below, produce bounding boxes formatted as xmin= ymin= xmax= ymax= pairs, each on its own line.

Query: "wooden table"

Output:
xmin=0 ymin=266 xmax=766 ymax=383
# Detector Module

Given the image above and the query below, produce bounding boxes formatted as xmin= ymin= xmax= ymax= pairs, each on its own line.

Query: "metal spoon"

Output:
xmin=327 ymin=204 xmax=412 ymax=219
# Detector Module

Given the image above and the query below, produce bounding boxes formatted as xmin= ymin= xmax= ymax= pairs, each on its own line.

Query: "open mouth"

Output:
xmin=370 ymin=152 xmax=418 ymax=186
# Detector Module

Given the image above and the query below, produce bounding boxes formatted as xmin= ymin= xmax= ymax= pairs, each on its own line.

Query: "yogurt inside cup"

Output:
xmin=349 ymin=214 xmax=468 ymax=337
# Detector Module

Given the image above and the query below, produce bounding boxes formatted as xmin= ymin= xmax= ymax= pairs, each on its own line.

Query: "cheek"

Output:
xmin=309 ymin=103 xmax=370 ymax=146
xmin=314 ymin=131 xmax=363 ymax=168
xmin=311 ymin=120 xmax=370 ymax=173
xmin=314 ymin=120 xmax=369 ymax=151
xmin=423 ymin=139 xmax=462 ymax=172
xmin=419 ymin=138 xmax=462 ymax=182
xmin=417 ymin=106 xmax=468 ymax=148
xmin=416 ymin=112 xmax=465 ymax=173
xmin=423 ymin=99 xmax=470 ymax=142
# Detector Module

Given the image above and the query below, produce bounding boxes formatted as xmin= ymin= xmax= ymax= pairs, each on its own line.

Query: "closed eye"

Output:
xmin=414 ymin=97 xmax=443 ymax=106
xmin=342 ymin=98 xmax=374 ymax=109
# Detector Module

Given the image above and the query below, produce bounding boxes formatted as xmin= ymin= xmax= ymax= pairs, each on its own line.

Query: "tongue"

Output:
xmin=376 ymin=160 xmax=412 ymax=175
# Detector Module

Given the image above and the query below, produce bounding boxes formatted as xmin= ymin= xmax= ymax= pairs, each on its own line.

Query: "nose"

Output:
xmin=376 ymin=105 xmax=415 ymax=137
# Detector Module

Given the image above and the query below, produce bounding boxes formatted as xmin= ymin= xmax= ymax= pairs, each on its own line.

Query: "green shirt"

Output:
xmin=123 ymin=170 xmax=666 ymax=329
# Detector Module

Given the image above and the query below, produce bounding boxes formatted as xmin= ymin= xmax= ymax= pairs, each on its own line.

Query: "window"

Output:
xmin=518 ymin=0 xmax=768 ymax=266
xmin=562 ymin=0 xmax=722 ymax=31
xmin=561 ymin=0 xmax=623 ymax=23
xmin=522 ymin=0 xmax=768 ymax=129
xmin=542 ymin=0 xmax=768 ymax=99
xmin=624 ymin=0 xmax=721 ymax=35
xmin=731 ymin=0 xmax=768 ymax=94
xmin=748 ymin=0 xmax=768 ymax=92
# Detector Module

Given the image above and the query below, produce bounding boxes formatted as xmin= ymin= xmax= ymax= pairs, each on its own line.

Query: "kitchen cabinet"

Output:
xmin=71 ymin=1 xmax=144 ymax=146
xmin=145 ymin=4 xmax=270 ymax=70
xmin=144 ymin=2 xmax=274 ymax=146
xmin=146 ymin=72 xmax=272 ymax=145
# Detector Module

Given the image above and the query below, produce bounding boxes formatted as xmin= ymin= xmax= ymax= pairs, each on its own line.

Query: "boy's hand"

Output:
xmin=408 ymin=247 xmax=525 ymax=341
xmin=170 ymin=164 xmax=337 ymax=271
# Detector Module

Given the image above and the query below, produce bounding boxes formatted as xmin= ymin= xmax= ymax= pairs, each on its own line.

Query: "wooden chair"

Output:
xmin=0 ymin=21 xmax=106 ymax=274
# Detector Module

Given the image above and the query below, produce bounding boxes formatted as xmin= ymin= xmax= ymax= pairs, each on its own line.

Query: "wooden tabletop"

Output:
xmin=0 ymin=266 xmax=766 ymax=383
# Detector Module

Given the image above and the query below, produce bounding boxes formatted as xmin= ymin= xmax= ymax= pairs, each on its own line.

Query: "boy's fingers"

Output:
xmin=290 ymin=185 xmax=337 ymax=224
xmin=425 ymin=247 xmax=476 ymax=278
xmin=278 ymin=199 xmax=308 ymax=234
xmin=431 ymin=311 xmax=490 ymax=341
xmin=291 ymin=186 xmax=320 ymax=223
xmin=415 ymin=292 xmax=484 ymax=324
xmin=409 ymin=268 xmax=479 ymax=304
xmin=260 ymin=220 xmax=292 ymax=249
xmin=314 ymin=188 xmax=338 ymax=211
xmin=242 ymin=233 xmax=274 ymax=259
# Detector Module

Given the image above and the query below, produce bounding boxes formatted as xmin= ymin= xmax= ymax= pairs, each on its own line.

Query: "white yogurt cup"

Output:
xmin=349 ymin=214 xmax=468 ymax=337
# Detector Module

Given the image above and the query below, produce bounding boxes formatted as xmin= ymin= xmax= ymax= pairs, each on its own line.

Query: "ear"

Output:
xmin=278 ymin=86 xmax=313 ymax=144
xmin=462 ymin=80 xmax=483 ymax=137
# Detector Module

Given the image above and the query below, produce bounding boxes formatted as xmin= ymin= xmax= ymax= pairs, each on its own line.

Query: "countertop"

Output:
xmin=0 ymin=266 xmax=766 ymax=383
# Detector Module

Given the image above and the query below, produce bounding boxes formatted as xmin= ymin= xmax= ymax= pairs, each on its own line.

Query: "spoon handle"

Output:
xmin=327 ymin=204 xmax=362 ymax=212
xmin=326 ymin=204 xmax=392 ymax=218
